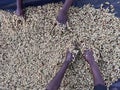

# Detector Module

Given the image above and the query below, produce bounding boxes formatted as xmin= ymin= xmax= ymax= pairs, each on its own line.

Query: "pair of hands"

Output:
xmin=16 ymin=9 xmax=68 ymax=24
xmin=65 ymin=49 xmax=95 ymax=64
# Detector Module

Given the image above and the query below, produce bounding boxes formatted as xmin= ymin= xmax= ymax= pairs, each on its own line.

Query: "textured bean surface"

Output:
xmin=0 ymin=2 xmax=120 ymax=90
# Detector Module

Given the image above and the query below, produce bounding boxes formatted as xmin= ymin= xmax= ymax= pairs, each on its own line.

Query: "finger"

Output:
xmin=86 ymin=49 xmax=93 ymax=54
xmin=90 ymin=48 xmax=94 ymax=54
xmin=66 ymin=48 xmax=69 ymax=54
xmin=83 ymin=49 xmax=89 ymax=57
xmin=83 ymin=49 xmax=88 ymax=54
xmin=57 ymin=18 xmax=66 ymax=25
xmin=82 ymin=53 xmax=86 ymax=58
xmin=56 ymin=16 xmax=61 ymax=24
xmin=59 ymin=23 xmax=64 ymax=27
xmin=84 ymin=49 xmax=92 ymax=53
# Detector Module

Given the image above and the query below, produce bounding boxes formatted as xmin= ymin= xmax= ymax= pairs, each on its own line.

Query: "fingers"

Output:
xmin=66 ymin=48 xmax=72 ymax=58
xmin=56 ymin=17 xmax=67 ymax=26
xmin=84 ymin=49 xmax=93 ymax=55
xmin=15 ymin=9 xmax=24 ymax=17
xmin=56 ymin=10 xmax=67 ymax=25
xmin=65 ymin=48 xmax=94 ymax=63
xmin=66 ymin=48 xmax=70 ymax=54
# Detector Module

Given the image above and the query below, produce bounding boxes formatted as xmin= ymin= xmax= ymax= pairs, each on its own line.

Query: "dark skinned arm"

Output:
xmin=62 ymin=0 xmax=74 ymax=13
xmin=46 ymin=61 xmax=70 ymax=90
xmin=57 ymin=0 xmax=74 ymax=24
xmin=84 ymin=49 xmax=106 ymax=86
xmin=46 ymin=49 xmax=73 ymax=90
xmin=16 ymin=0 xmax=23 ymax=16
xmin=89 ymin=61 xmax=105 ymax=86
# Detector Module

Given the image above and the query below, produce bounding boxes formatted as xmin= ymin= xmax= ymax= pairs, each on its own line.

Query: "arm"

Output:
xmin=62 ymin=0 xmax=74 ymax=13
xmin=16 ymin=0 xmax=23 ymax=16
xmin=17 ymin=0 xmax=22 ymax=9
xmin=46 ymin=49 xmax=73 ymax=90
xmin=84 ymin=49 xmax=105 ymax=86
xmin=88 ymin=59 xmax=105 ymax=86
xmin=57 ymin=0 xmax=74 ymax=24
xmin=46 ymin=61 xmax=70 ymax=90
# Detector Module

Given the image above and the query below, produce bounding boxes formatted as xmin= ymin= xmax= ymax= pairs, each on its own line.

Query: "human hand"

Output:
xmin=15 ymin=8 xmax=23 ymax=16
xmin=83 ymin=49 xmax=95 ymax=64
xmin=56 ymin=9 xmax=68 ymax=25
xmin=65 ymin=49 xmax=73 ymax=63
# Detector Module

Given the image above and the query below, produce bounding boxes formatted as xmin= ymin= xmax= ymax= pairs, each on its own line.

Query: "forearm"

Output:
xmin=16 ymin=0 xmax=23 ymax=9
xmin=62 ymin=0 xmax=74 ymax=13
xmin=46 ymin=61 xmax=70 ymax=90
xmin=89 ymin=61 xmax=105 ymax=86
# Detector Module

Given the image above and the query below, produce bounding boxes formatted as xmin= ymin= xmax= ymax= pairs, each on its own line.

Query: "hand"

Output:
xmin=15 ymin=8 xmax=23 ymax=16
xmin=65 ymin=49 xmax=73 ymax=63
xmin=83 ymin=49 xmax=95 ymax=64
xmin=56 ymin=9 xmax=68 ymax=25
